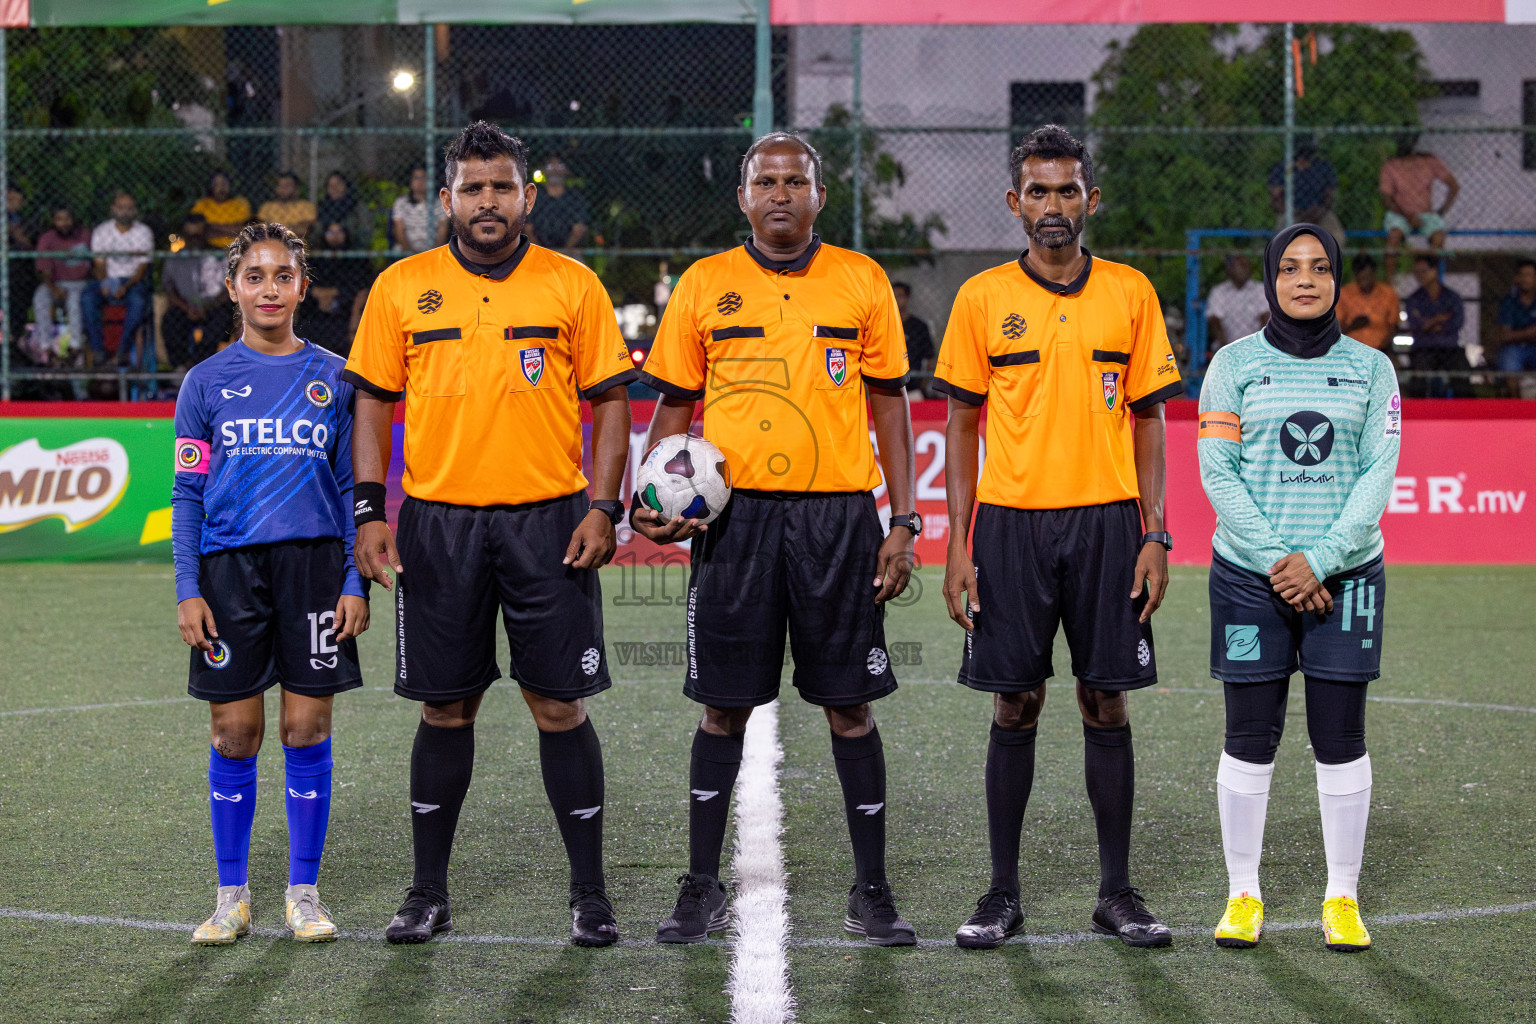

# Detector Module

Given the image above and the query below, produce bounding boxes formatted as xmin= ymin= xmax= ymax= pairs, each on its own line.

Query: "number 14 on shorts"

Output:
xmin=1340 ymin=579 xmax=1376 ymax=646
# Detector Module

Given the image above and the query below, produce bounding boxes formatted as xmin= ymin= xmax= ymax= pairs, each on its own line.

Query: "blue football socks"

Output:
xmin=208 ymin=747 xmax=259 ymax=887
xmin=283 ymin=737 xmax=333 ymax=886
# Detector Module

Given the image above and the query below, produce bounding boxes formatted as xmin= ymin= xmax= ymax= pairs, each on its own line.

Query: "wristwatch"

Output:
xmin=591 ymin=499 xmax=626 ymax=525
xmin=889 ymin=512 xmax=924 ymax=537
xmin=1141 ymin=531 xmax=1173 ymax=551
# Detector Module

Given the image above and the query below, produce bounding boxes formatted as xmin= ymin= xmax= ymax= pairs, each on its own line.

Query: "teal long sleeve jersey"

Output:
xmin=1197 ymin=332 xmax=1402 ymax=581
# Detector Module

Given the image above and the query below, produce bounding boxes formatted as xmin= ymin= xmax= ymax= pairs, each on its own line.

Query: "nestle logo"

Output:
xmin=55 ymin=449 xmax=109 ymax=466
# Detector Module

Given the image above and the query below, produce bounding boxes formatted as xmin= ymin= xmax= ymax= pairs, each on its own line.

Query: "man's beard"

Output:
xmin=1025 ymin=212 xmax=1084 ymax=251
xmin=452 ymin=209 xmax=525 ymax=256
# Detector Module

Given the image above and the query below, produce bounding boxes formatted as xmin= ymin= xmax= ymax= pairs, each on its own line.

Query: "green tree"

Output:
xmin=809 ymin=105 xmax=946 ymax=259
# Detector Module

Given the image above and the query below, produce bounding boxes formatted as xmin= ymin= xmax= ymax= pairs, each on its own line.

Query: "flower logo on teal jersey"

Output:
xmin=1280 ymin=411 xmax=1334 ymax=466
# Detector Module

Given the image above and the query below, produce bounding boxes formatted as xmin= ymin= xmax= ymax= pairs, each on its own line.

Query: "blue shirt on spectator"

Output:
xmin=1497 ymin=291 xmax=1536 ymax=332
xmin=1268 ymin=157 xmax=1338 ymax=213
xmin=1405 ymin=284 xmax=1465 ymax=349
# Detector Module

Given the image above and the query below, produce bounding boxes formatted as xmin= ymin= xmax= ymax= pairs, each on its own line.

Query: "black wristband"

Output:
xmin=353 ymin=481 xmax=388 ymax=527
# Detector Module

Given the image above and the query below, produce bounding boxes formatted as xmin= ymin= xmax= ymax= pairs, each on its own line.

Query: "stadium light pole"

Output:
xmin=752 ymin=0 xmax=772 ymax=136
xmin=1283 ymin=21 xmax=1295 ymax=228
xmin=851 ymin=24 xmax=863 ymax=252
xmin=424 ymin=25 xmax=437 ymax=244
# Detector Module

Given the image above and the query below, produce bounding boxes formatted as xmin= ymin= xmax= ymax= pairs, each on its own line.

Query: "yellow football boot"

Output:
xmin=285 ymin=884 xmax=338 ymax=942
xmin=192 ymin=884 xmax=252 ymax=946
xmin=1322 ymin=896 xmax=1371 ymax=952
xmin=1214 ymin=895 xmax=1264 ymax=948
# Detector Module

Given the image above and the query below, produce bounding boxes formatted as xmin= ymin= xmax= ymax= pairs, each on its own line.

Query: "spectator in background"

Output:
xmin=1404 ymin=254 xmax=1471 ymax=398
xmin=1268 ymin=139 xmax=1345 ymax=248
xmin=192 ymin=170 xmax=253 ymax=248
xmin=391 ymin=166 xmax=447 ymax=254
xmin=1204 ymin=253 xmax=1268 ymax=353
xmin=8 ymin=185 xmax=36 ymax=342
xmin=313 ymin=171 xmax=373 ymax=251
xmin=1336 ymin=252 xmax=1399 ymax=352
xmin=32 ymin=206 xmax=92 ymax=354
xmin=161 ymin=213 xmax=233 ymax=368
xmin=1380 ymin=137 xmax=1458 ymax=278
xmin=891 ymin=280 xmax=934 ymax=398
xmin=257 ymin=171 xmax=317 ymax=240
xmin=82 ymin=191 xmax=154 ymax=368
xmin=1495 ymin=258 xmax=1536 ymax=389
xmin=301 ymin=221 xmax=373 ymax=357
xmin=528 ymin=158 xmax=589 ymax=250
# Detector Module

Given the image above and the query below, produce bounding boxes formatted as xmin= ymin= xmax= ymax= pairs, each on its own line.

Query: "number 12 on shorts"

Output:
xmin=1340 ymin=579 xmax=1376 ymax=643
xmin=308 ymin=611 xmax=338 ymax=669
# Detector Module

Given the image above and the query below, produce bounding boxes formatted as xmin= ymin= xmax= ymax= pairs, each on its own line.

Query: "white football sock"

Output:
xmin=1217 ymin=751 xmax=1275 ymax=901
xmin=1315 ymin=753 xmax=1372 ymax=901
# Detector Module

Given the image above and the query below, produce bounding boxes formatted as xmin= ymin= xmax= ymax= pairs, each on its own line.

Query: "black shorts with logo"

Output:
xmin=393 ymin=492 xmax=611 ymax=703
xmin=958 ymin=500 xmax=1156 ymax=693
xmin=1209 ymin=553 xmax=1385 ymax=684
xmin=189 ymin=539 xmax=363 ymax=702
xmin=684 ymin=489 xmax=897 ymax=709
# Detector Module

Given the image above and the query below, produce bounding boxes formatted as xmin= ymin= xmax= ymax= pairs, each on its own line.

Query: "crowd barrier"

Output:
xmin=2 ymin=399 xmax=1532 ymax=566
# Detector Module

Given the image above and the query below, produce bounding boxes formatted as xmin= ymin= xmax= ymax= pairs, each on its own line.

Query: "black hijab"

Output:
xmin=1261 ymin=223 xmax=1343 ymax=360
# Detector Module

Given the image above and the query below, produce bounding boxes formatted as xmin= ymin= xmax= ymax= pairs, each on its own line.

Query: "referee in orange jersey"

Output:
xmin=344 ymin=123 xmax=636 ymax=948
xmin=935 ymin=125 xmax=1183 ymax=950
xmin=635 ymin=132 xmax=920 ymax=946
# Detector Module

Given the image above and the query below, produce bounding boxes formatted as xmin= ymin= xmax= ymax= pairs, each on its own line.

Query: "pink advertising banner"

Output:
xmin=770 ymin=0 xmax=1518 ymax=24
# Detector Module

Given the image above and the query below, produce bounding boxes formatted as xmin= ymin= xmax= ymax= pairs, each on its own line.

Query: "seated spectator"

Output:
xmin=161 ymin=213 xmax=234 ymax=368
xmin=313 ymin=171 xmax=373 ymax=251
xmin=528 ymin=158 xmax=589 ymax=250
xmin=891 ymin=280 xmax=934 ymax=398
xmin=192 ymin=170 xmax=253 ymax=248
xmin=82 ymin=191 xmax=154 ymax=369
xmin=1404 ymin=254 xmax=1471 ymax=398
xmin=8 ymin=184 xmax=35 ymax=341
xmin=257 ymin=171 xmax=317 ymax=239
xmin=1336 ymin=252 xmax=1400 ymax=352
xmin=1268 ymin=139 xmax=1345 ymax=248
xmin=1380 ymin=136 xmax=1458 ymax=278
xmin=301 ymin=222 xmax=373 ymax=357
xmin=392 ymin=165 xmax=447 ymax=254
xmin=32 ymin=205 xmax=92 ymax=355
xmin=1495 ymin=258 xmax=1536 ymax=389
xmin=1204 ymin=253 xmax=1269 ymax=354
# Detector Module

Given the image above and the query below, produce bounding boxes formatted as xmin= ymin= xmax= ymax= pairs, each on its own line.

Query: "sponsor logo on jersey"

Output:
xmin=204 ymin=639 xmax=233 ymax=670
xmin=218 ymin=418 xmax=330 ymax=450
xmin=1385 ymin=391 xmax=1402 ymax=438
xmin=716 ymin=291 xmax=743 ymax=315
xmin=417 ymin=289 xmax=443 ymax=314
xmin=1198 ymin=412 xmax=1242 ymax=443
xmin=1102 ymin=371 xmax=1120 ymax=410
xmin=521 ymin=347 xmax=545 ymax=386
xmin=826 ymin=347 xmax=848 ymax=387
xmin=0 ymin=437 xmax=131 ymax=534
xmin=1280 ymin=411 xmax=1334 ymax=466
xmin=220 ymin=385 xmax=252 ymax=399
xmin=1225 ymin=625 xmax=1261 ymax=661
xmin=1001 ymin=314 xmax=1027 ymax=340
xmin=305 ymin=380 xmax=334 ymax=408
xmin=1326 ymin=376 xmax=1369 ymax=389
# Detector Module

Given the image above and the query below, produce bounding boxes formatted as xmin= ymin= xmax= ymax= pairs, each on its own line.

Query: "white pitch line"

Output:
xmin=0 ymin=696 xmax=200 ymax=718
xmin=727 ymin=700 xmax=795 ymax=1024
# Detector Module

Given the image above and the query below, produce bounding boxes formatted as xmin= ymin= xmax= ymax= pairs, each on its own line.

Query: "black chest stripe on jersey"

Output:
xmin=989 ymin=350 xmax=1041 ymax=367
xmin=508 ymin=325 xmax=559 ymax=340
xmin=412 ymin=328 xmax=462 ymax=344
xmin=711 ymin=326 xmax=767 ymax=342
xmin=813 ymin=325 xmax=859 ymax=340
xmin=1092 ymin=349 xmax=1130 ymax=364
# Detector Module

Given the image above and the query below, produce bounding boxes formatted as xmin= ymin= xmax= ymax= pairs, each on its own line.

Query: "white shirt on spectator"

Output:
xmin=91 ymin=220 xmax=154 ymax=280
xmin=391 ymin=195 xmax=432 ymax=253
xmin=1205 ymin=278 xmax=1269 ymax=344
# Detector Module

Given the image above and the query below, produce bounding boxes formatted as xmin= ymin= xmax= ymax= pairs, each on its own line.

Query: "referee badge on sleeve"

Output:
xmin=520 ymin=347 xmax=545 ymax=386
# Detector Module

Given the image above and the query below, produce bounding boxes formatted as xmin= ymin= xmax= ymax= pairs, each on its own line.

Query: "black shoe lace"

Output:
xmin=973 ymin=886 xmax=1018 ymax=920
xmin=398 ymin=886 xmax=445 ymax=916
xmin=1102 ymin=886 xmax=1154 ymax=924
xmin=570 ymin=883 xmax=613 ymax=915
xmin=672 ymin=873 xmax=714 ymax=916
xmin=856 ymin=881 xmax=900 ymax=923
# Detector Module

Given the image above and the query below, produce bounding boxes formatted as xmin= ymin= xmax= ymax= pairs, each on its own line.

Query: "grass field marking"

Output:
xmin=728 ymin=699 xmax=795 ymax=1024
xmin=0 ymin=696 xmax=201 ymax=718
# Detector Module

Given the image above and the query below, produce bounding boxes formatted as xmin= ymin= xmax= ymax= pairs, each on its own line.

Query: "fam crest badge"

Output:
xmin=1102 ymin=371 xmax=1119 ymax=410
xmin=521 ymin=347 xmax=545 ymax=386
xmin=825 ymin=347 xmax=848 ymax=387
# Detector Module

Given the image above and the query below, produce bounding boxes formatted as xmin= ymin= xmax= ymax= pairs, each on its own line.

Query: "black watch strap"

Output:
xmin=1141 ymin=531 xmax=1173 ymax=551
xmin=590 ymin=499 xmax=625 ymax=525
xmin=889 ymin=512 xmax=923 ymax=537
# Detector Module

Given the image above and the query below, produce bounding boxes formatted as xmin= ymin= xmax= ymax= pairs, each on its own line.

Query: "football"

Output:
xmin=635 ymin=433 xmax=733 ymax=525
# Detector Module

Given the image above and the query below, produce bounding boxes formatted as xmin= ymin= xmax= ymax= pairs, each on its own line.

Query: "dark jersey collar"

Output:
xmin=1017 ymin=247 xmax=1093 ymax=296
xmin=449 ymin=233 xmax=530 ymax=281
xmin=745 ymin=233 xmax=822 ymax=274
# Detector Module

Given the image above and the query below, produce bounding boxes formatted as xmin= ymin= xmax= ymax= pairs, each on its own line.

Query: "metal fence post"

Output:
xmin=1283 ymin=21 xmax=1295 ymax=229
xmin=1 ymin=27 xmax=9 ymax=402
xmin=424 ymin=24 xmax=437 ymax=239
xmin=753 ymin=0 xmax=772 ymax=136
xmin=851 ymin=24 xmax=863 ymax=253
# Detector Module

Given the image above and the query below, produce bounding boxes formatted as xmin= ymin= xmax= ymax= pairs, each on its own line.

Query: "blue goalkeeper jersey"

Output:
xmin=171 ymin=339 xmax=364 ymax=602
xmin=1197 ymin=332 xmax=1402 ymax=581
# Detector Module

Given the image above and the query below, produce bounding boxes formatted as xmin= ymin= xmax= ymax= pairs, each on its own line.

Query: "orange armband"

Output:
xmin=1198 ymin=411 xmax=1242 ymax=443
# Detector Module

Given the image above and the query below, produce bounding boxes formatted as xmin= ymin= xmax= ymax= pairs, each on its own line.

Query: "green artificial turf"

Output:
xmin=0 ymin=563 xmax=1532 ymax=1023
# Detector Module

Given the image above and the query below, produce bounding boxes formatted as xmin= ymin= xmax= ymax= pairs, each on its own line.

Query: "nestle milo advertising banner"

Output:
xmin=0 ymin=409 xmax=175 ymax=561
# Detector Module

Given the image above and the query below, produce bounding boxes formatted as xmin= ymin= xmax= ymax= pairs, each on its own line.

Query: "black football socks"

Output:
xmin=1083 ymin=722 xmax=1135 ymax=898
xmin=410 ymin=720 xmax=475 ymax=897
xmin=831 ymin=726 xmax=888 ymax=884
xmin=688 ymin=727 xmax=745 ymax=879
xmin=985 ymin=721 xmax=1038 ymax=894
xmin=538 ymin=717 xmax=607 ymax=888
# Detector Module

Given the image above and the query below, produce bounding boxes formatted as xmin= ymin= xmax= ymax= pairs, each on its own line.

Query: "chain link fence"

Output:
xmin=5 ymin=20 xmax=1535 ymax=399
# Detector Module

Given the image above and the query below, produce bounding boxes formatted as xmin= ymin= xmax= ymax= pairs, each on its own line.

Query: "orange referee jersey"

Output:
xmin=933 ymin=251 xmax=1183 ymax=510
xmin=641 ymin=236 xmax=908 ymax=492
xmin=343 ymin=236 xmax=635 ymax=507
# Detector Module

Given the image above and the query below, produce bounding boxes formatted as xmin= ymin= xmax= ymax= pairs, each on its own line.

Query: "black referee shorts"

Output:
xmin=684 ymin=489 xmax=897 ymax=709
xmin=958 ymin=500 xmax=1156 ymax=693
xmin=393 ymin=492 xmax=610 ymax=704
xmin=188 ymin=539 xmax=363 ymax=702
